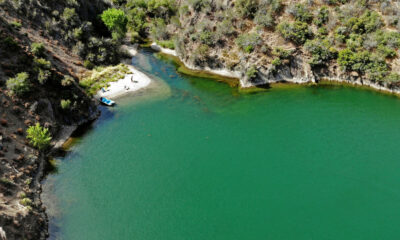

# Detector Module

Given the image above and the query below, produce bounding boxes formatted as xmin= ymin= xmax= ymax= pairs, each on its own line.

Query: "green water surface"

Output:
xmin=44 ymin=49 xmax=400 ymax=240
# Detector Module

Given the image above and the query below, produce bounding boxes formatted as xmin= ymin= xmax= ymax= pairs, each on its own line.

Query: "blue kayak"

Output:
xmin=100 ymin=97 xmax=115 ymax=106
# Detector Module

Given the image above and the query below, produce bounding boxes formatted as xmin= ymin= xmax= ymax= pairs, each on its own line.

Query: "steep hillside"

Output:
xmin=121 ymin=0 xmax=400 ymax=90
xmin=0 ymin=0 xmax=119 ymax=239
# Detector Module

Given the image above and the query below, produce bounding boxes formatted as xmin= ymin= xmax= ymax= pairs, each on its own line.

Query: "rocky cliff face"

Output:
xmin=158 ymin=0 xmax=400 ymax=91
xmin=0 ymin=0 xmax=113 ymax=239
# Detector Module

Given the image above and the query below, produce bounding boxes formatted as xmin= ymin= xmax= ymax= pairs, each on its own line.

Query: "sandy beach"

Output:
xmin=151 ymin=42 xmax=178 ymax=56
xmin=150 ymin=42 xmax=242 ymax=79
xmin=95 ymin=65 xmax=151 ymax=99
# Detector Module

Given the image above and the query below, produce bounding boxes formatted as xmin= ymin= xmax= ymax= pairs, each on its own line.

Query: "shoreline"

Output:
xmin=96 ymin=44 xmax=152 ymax=100
xmin=150 ymin=43 xmax=400 ymax=97
xmin=37 ymin=46 xmax=398 ymax=240
xmin=150 ymin=43 xmax=242 ymax=79
xmin=38 ymin=51 xmax=153 ymax=239
xmin=94 ymin=65 xmax=151 ymax=99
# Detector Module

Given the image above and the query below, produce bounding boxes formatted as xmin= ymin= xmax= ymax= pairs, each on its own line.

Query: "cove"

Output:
xmin=43 ymin=49 xmax=400 ymax=240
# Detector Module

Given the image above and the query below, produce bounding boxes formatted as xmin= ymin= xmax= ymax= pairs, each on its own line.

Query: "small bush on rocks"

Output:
xmin=61 ymin=99 xmax=72 ymax=110
xmin=6 ymin=72 xmax=30 ymax=96
xmin=26 ymin=123 xmax=52 ymax=151
xmin=30 ymin=42 xmax=45 ymax=56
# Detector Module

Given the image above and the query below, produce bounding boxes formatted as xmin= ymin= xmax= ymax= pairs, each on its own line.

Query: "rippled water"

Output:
xmin=43 ymin=49 xmax=400 ymax=240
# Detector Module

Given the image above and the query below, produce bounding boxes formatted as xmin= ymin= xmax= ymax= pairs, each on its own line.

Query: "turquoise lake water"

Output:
xmin=43 ymin=49 xmax=400 ymax=240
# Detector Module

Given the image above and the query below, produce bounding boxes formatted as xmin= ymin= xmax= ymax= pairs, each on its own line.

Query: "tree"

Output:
xmin=338 ymin=48 xmax=388 ymax=81
xmin=101 ymin=8 xmax=128 ymax=40
xmin=305 ymin=39 xmax=337 ymax=66
xmin=26 ymin=123 xmax=52 ymax=151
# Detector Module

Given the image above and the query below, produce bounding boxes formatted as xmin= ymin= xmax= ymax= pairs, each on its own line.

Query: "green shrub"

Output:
xmin=377 ymin=45 xmax=397 ymax=58
xmin=334 ymin=26 xmax=347 ymax=43
xmin=84 ymin=60 xmax=94 ymax=69
xmin=1 ymin=37 xmax=19 ymax=51
xmin=235 ymin=0 xmax=258 ymax=18
xmin=127 ymin=7 xmax=147 ymax=36
xmin=305 ymin=39 xmax=337 ymax=66
xmin=62 ymin=8 xmax=78 ymax=24
xmin=277 ymin=21 xmax=312 ymax=45
xmin=384 ymin=73 xmax=400 ymax=83
xmin=34 ymin=58 xmax=51 ymax=70
xmin=61 ymin=99 xmax=72 ymax=110
xmin=216 ymin=19 xmax=236 ymax=36
xmin=30 ymin=42 xmax=45 ymax=56
xmin=235 ymin=33 xmax=261 ymax=53
xmin=149 ymin=18 xmax=168 ymax=41
xmin=345 ymin=33 xmax=363 ymax=50
xmin=196 ymin=30 xmax=215 ymax=46
xmin=271 ymin=58 xmax=282 ymax=66
xmin=73 ymin=27 xmax=83 ymax=40
xmin=345 ymin=10 xmax=382 ymax=34
xmin=26 ymin=123 xmax=52 ymax=151
xmin=6 ymin=72 xmax=30 ymax=96
xmin=338 ymin=48 xmax=388 ymax=81
xmin=20 ymin=198 xmax=32 ymax=206
xmin=314 ymin=6 xmax=329 ymax=26
xmin=380 ymin=31 xmax=400 ymax=49
xmin=62 ymin=8 xmax=76 ymax=20
xmin=323 ymin=0 xmax=348 ymax=5
xmin=80 ymin=64 xmax=131 ymax=95
xmin=10 ymin=21 xmax=22 ymax=29
xmin=61 ymin=75 xmax=75 ymax=86
xmin=146 ymin=0 xmax=177 ymax=17
xmin=38 ymin=69 xmax=51 ymax=84
xmin=288 ymin=4 xmax=313 ymax=22
xmin=192 ymin=44 xmax=209 ymax=60
xmin=156 ymin=40 xmax=175 ymax=49
xmin=272 ymin=47 xmax=292 ymax=59
xmin=317 ymin=27 xmax=329 ymax=37
xmin=188 ymin=0 xmax=211 ymax=12
xmin=338 ymin=48 xmax=355 ymax=71
xmin=265 ymin=0 xmax=283 ymax=13
xmin=246 ymin=66 xmax=258 ymax=79
xmin=255 ymin=10 xmax=275 ymax=29
xmin=366 ymin=58 xmax=389 ymax=82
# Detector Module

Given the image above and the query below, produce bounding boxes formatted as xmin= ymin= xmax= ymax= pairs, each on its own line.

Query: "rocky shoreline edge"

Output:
xmin=150 ymin=43 xmax=400 ymax=96
xmin=0 ymin=45 xmax=153 ymax=239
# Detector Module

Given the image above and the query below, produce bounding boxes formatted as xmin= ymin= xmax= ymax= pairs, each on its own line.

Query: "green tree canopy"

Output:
xmin=101 ymin=8 xmax=128 ymax=40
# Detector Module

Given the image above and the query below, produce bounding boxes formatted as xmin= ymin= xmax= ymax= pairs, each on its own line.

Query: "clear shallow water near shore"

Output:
xmin=43 ymin=49 xmax=400 ymax=240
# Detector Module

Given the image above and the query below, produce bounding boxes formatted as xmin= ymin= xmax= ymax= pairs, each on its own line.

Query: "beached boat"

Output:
xmin=100 ymin=97 xmax=115 ymax=106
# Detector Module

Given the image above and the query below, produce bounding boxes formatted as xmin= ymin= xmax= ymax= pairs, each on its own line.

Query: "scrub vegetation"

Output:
xmin=106 ymin=0 xmax=400 ymax=85
xmin=80 ymin=64 xmax=131 ymax=95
